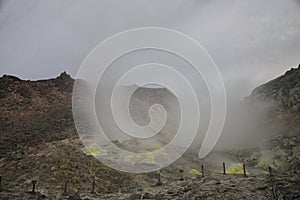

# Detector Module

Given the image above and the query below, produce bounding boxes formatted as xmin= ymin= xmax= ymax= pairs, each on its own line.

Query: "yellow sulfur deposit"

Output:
xmin=257 ymin=159 xmax=272 ymax=169
xmin=73 ymin=188 xmax=78 ymax=193
xmin=226 ymin=163 xmax=249 ymax=175
xmin=142 ymin=152 xmax=155 ymax=164
xmin=124 ymin=153 xmax=156 ymax=164
xmin=152 ymin=145 xmax=161 ymax=151
xmin=190 ymin=169 xmax=200 ymax=175
xmin=124 ymin=155 xmax=135 ymax=164
xmin=83 ymin=143 xmax=107 ymax=156
xmin=151 ymin=145 xmax=166 ymax=156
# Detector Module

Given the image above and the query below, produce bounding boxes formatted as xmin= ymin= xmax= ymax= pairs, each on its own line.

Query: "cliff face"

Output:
xmin=249 ymin=65 xmax=300 ymax=112
xmin=245 ymin=65 xmax=300 ymax=136
xmin=243 ymin=65 xmax=300 ymax=172
xmin=0 ymin=72 xmax=76 ymax=158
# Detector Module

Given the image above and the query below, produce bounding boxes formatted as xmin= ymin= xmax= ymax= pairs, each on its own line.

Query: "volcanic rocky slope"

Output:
xmin=245 ymin=64 xmax=300 ymax=135
xmin=0 ymin=67 xmax=300 ymax=199
xmin=249 ymin=65 xmax=300 ymax=109
xmin=0 ymin=72 xmax=76 ymax=158
xmin=244 ymin=65 xmax=300 ymax=172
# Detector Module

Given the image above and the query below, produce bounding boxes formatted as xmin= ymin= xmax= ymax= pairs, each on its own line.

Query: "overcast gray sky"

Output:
xmin=0 ymin=0 xmax=299 ymax=101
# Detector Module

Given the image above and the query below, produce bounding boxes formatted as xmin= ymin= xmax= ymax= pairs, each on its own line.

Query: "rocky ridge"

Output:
xmin=248 ymin=65 xmax=300 ymax=109
xmin=0 ymin=72 xmax=76 ymax=158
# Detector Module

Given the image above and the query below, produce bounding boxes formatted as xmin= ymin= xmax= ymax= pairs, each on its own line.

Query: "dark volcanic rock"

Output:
xmin=243 ymin=65 xmax=300 ymax=173
xmin=0 ymin=72 xmax=76 ymax=158
xmin=245 ymin=65 xmax=300 ymax=136
xmin=246 ymin=65 xmax=300 ymax=111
